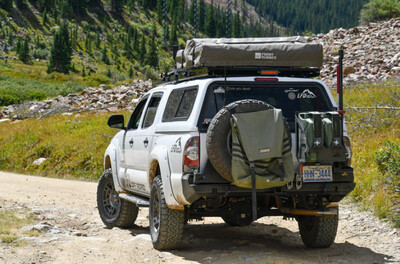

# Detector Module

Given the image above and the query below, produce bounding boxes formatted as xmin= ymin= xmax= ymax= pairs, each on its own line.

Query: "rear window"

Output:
xmin=162 ymin=87 xmax=198 ymax=122
xmin=198 ymin=82 xmax=334 ymax=132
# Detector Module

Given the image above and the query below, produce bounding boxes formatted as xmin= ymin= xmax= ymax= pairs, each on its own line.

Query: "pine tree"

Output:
xmin=232 ymin=12 xmax=241 ymax=37
xmin=18 ymin=36 xmax=30 ymax=64
xmin=82 ymin=65 xmax=86 ymax=77
xmin=111 ymin=0 xmax=122 ymax=13
xmin=7 ymin=32 xmax=13 ymax=45
xmin=48 ymin=21 xmax=72 ymax=74
xmin=16 ymin=38 xmax=22 ymax=53
xmin=106 ymin=68 xmax=112 ymax=78
xmin=139 ymin=34 xmax=146 ymax=63
xmin=145 ymin=24 xmax=158 ymax=68
xmin=127 ymin=0 xmax=134 ymax=13
xmin=170 ymin=18 xmax=178 ymax=46
xmin=95 ymin=32 xmax=101 ymax=48
xmin=0 ymin=0 xmax=13 ymax=11
xmin=199 ymin=0 xmax=206 ymax=32
xmin=156 ymin=0 xmax=162 ymax=24
xmin=15 ymin=0 xmax=25 ymax=9
xmin=129 ymin=65 xmax=133 ymax=78
xmin=101 ymin=46 xmax=110 ymax=65
xmin=188 ymin=0 xmax=195 ymax=25
xmin=205 ymin=0 xmax=216 ymax=37
xmin=42 ymin=7 xmax=48 ymax=25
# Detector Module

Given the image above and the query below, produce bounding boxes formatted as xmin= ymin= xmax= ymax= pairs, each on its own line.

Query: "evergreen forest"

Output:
xmin=246 ymin=0 xmax=369 ymax=33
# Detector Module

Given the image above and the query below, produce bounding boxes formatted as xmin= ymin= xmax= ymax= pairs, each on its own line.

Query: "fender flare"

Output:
xmin=104 ymin=143 xmax=124 ymax=193
xmin=148 ymin=145 xmax=184 ymax=210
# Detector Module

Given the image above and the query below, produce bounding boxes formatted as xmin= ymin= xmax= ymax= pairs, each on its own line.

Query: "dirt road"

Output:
xmin=0 ymin=172 xmax=399 ymax=264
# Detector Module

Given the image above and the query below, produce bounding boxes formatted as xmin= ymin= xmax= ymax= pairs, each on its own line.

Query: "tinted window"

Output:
xmin=142 ymin=93 xmax=163 ymax=128
xmin=127 ymin=96 xmax=148 ymax=130
xmin=163 ymin=87 xmax=198 ymax=122
xmin=198 ymin=82 xmax=333 ymax=132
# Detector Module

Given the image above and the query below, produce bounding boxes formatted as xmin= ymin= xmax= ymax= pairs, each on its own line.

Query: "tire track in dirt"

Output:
xmin=0 ymin=172 xmax=399 ymax=264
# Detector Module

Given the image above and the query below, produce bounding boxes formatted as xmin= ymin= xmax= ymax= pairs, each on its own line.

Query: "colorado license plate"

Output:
xmin=303 ymin=166 xmax=333 ymax=182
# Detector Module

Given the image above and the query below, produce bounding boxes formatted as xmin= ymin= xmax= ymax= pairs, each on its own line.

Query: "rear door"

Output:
xmin=131 ymin=92 xmax=163 ymax=171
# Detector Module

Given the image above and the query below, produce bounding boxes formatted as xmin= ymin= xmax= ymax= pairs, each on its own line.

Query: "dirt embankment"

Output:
xmin=0 ymin=172 xmax=399 ymax=264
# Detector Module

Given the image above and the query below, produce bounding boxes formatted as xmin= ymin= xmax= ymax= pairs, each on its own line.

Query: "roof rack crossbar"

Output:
xmin=161 ymin=66 xmax=320 ymax=83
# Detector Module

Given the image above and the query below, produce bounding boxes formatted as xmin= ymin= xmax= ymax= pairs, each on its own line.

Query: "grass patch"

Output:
xmin=0 ymin=208 xmax=37 ymax=245
xmin=0 ymin=62 xmax=86 ymax=106
xmin=344 ymin=81 xmax=400 ymax=226
xmin=0 ymin=111 xmax=130 ymax=181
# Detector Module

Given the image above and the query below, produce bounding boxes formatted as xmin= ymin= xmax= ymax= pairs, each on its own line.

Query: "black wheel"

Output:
xmin=206 ymin=99 xmax=277 ymax=182
xmin=97 ymin=169 xmax=138 ymax=228
xmin=221 ymin=213 xmax=253 ymax=226
xmin=149 ymin=176 xmax=185 ymax=250
xmin=297 ymin=213 xmax=339 ymax=248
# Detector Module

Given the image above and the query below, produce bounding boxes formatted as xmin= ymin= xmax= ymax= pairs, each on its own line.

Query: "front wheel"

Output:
xmin=297 ymin=211 xmax=339 ymax=248
xmin=149 ymin=176 xmax=185 ymax=250
xmin=97 ymin=169 xmax=138 ymax=228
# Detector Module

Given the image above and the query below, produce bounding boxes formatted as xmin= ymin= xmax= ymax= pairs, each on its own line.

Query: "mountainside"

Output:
xmin=246 ymin=0 xmax=369 ymax=33
xmin=312 ymin=17 xmax=400 ymax=87
xmin=0 ymin=0 xmax=285 ymax=106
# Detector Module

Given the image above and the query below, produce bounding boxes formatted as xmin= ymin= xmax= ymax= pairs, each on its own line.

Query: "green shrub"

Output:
xmin=375 ymin=141 xmax=400 ymax=180
xmin=0 ymin=91 xmax=22 ymax=105
xmin=375 ymin=141 xmax=400 ymax=225
xmin=360 ymin=0 xmax=400 ymax=23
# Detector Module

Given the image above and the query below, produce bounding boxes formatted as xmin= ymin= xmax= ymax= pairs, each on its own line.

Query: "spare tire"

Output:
xmin=206 ymin=99 xmax=275 ymax=182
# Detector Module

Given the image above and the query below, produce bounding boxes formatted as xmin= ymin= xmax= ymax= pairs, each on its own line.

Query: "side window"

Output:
xmin=142 ymin=93 xmax=163 ymax=128
xmin=162 ymin=87 xmax=198 ymax=122
xmin=127 ymin=96 xmax=148 ymax=130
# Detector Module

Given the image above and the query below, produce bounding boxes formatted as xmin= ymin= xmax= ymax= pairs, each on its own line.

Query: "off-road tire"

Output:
xmin=97 ymin=169 xmax=139 ymax=228
xmin=221 ymin=213 xmax=253 ymax=226
xmin=149 ymin=176 xmax=185 ymax=250
xmin=206 ymin=99 xmax=275 ymax=182
xmin=297 ymin=213 xmax=339 ymax=248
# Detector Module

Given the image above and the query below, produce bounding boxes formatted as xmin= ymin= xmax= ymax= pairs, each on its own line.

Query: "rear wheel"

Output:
xmin=97 ymin=169 xmax=138 ymax=228
xmin=149 ymin=176 xmax=185 ymax=250
xmin=297 ymin=212 xmax=338 ymax=248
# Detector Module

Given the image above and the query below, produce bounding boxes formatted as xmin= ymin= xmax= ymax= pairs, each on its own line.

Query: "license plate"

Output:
xmin=303 ymin=166 xmax=333 ymax=182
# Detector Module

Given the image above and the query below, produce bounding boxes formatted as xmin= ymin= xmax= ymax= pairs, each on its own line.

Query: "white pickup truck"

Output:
xmin=97 ymin=38 xmax=355 ymax=250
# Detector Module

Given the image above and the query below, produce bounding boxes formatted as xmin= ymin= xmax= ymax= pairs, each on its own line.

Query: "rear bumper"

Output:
xmin=182 ymin=172 xmax=355 ymax=203
xmin=190 ymin=181 xmax=355 ymax=196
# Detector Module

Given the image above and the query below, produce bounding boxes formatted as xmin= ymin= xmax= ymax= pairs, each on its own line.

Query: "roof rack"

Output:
xmin=161 ymin=66 xmax=320 ymax=83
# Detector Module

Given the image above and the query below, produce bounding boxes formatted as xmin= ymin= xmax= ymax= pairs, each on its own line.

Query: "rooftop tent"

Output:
xmin=176 ymin=37 xmax=323 ymax=69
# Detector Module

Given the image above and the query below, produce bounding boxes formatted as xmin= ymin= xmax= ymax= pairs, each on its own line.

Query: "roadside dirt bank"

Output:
xmin=0 ymin=172 xmax=399 ymax=264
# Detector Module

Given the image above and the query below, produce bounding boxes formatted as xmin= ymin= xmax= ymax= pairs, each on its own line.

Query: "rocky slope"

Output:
xmin=313 ymin=18 xmax=400 ymax=88
xmin=0 ymin=80 xmax=152 ymax=121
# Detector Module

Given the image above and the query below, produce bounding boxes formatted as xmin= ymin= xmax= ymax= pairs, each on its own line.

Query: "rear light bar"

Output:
xmin=254 ymin=77 xmax=279 ymax=82
xmin=183 ymin=136 xmax=200 ymax=173
xmin=260 ymin=70 xmax=279 ymax=75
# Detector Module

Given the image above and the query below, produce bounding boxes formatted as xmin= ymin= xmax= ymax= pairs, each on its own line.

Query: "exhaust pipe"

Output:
xmin=275 ymin=195 xmax=338 ymax=216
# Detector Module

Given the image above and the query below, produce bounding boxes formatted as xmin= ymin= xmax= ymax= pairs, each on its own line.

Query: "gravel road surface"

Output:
xmin=0 ymin=172 xmax=399 ymax=264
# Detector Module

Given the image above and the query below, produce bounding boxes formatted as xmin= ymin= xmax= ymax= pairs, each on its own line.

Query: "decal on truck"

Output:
xmin=171 ymin=137 xmax=182 ymax=153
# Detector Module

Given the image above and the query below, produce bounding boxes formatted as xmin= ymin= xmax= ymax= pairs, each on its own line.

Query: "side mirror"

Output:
xmin=107 ymin=115 xmax=125 ymax=130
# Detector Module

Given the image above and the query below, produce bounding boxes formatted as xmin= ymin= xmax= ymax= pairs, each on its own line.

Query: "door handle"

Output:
xmin=143 ymin=138 xmax=149 ymax=148
xmin=129 ymin=139 xmax=134 ymax=148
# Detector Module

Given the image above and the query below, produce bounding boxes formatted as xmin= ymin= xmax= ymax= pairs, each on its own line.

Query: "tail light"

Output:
xmin=343 ymin=136 xmax=352 ymax=166
xmin=183 ymin=136 xmax=200 ymax=173
xmin=254 ymin=77 xmax=279 ymax=82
